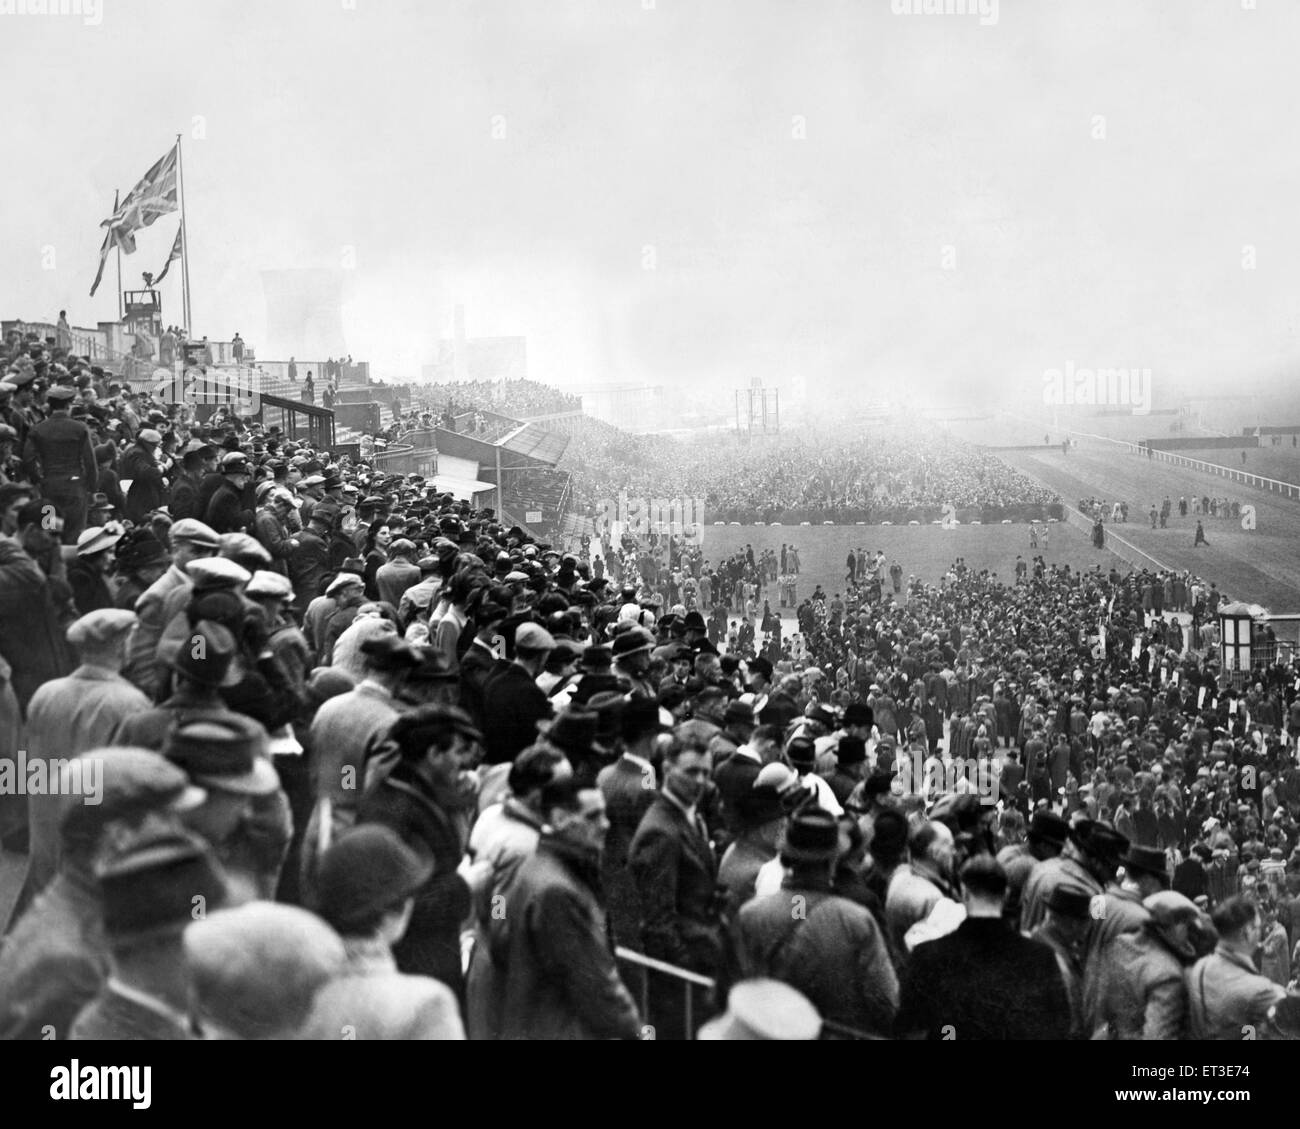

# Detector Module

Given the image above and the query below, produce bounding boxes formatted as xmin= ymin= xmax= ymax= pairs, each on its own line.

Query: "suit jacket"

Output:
xmin=481 ymin=662 xmax=553 ymax=765
xmin=628 ymin=792 xmax=722 ymax=973
xmin=459 ymin=639 xmax=506 ymax=729
xmin=895 ymin=917 xmax=1070 ymax=1040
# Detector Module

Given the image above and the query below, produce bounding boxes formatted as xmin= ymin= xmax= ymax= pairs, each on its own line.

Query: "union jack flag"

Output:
xmin=90 ymin=143 xmax=179 ymax=295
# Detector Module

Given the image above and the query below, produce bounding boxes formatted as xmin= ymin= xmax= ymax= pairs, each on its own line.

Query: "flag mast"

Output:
xmin=113 ymin=188 xmax=123 ymax=322
xmin=175 ymin=132 xmax=193 ymax=334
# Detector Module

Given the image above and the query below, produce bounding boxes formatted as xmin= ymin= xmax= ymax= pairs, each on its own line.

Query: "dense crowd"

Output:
xmin=0 ymin=325 xmax=1296 ymax=1042
xmin=562 ymin=421 xmax=1059 ymax=522
xmin=405 ymin=378 xmax=581 ymax=419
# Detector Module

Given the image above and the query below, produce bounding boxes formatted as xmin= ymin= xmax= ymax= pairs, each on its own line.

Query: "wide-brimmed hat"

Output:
xmin=163 ymin=714 xmax=279 ymax=796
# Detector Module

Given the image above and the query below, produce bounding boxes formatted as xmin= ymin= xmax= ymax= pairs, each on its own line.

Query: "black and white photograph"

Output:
xmin=0 ymin=0 xmax=1296 ymax=1102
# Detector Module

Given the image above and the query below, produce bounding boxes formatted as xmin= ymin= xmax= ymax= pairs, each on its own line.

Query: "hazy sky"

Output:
xmin=4 ymin=0 xmax=1300 ymax=405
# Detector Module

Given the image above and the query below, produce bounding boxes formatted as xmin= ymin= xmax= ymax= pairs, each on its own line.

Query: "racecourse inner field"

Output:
xmin=695 ymin=521 xmax=1116 ymax=611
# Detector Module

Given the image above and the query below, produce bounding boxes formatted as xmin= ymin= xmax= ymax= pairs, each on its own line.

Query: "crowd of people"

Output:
xmin=0 ymin=325 xmax=1297 ymax=1042
xmin=563 ymin=421 xmax=1060 ymax=523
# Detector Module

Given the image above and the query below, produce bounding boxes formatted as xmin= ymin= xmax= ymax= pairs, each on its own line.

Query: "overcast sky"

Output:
xmin=5 ymin=0 xmax=1300 ymax=405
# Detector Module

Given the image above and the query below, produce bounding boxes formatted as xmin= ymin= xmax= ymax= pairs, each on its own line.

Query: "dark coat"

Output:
xmin=480 ymin=662 xmax=553 ymax=765
xmin=735 ymin=878 xmax=898 ymax=1036
xmin=596 ymin=755 xmax=656 ymax=949
xmin=895 ymin=917 xmax=1070 ymax=1040
xmin=67 ymin=559 xmax=114 ymax=616
xmin=498 ymin=836 xmax=641 ymax=1041
xmin=204 ymin=479 xmax=248 ymax=534
xmin=119 ymin=443 xmax=168 ymax=523
xmin=627 ymin=793 xmax=722 ymax=973
xmin=358 ymin=763 xmax=473 ymax=995
xmin=0 ymin=538 xmax=73 ymax=714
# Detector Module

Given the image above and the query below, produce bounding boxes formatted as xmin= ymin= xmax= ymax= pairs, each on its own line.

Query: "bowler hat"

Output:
xmin=843 ymin=702 xmax=874 ymax=727
xmin=836 ymin=735 xmax=867 ymax=766
xmin=1120 ymin=844 xmax=1170 ymax=881
xmin=1046 ymin=885 xmax=1093 ymax=920
xmin=315 ymin=824 xmax=434 ymax=931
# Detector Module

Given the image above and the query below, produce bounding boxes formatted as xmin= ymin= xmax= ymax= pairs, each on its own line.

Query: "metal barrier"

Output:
xmin=615 ymin=946 xmax=714 ymax=1039
xmin=612 ymin=946 xmax=884 ymax=1040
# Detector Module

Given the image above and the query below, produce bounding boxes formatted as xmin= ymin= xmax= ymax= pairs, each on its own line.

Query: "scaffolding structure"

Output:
xmin=734 ymin=377 xmax=780 ymax=436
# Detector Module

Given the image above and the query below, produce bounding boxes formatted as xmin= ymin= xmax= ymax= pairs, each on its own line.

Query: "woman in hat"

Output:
xmin=67 ymin=524 xmax=124 ymax=615
xmin=112 ymin=528 xmax=169 ymax=611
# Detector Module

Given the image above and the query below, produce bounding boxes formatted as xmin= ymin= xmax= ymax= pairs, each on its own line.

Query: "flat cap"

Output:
xmin=97 ymin=824 xmax=229 ymax=941
xmin=59 ymin=747 xmax=206 ymax=846
xmin=170 ymin=518 xmax=221 ymax=547
xmin=187 ymin=556 xmax=252 ymax=588
xmin=45 ymin=385 xmax=76 ymax=403
xmin=138 ymin=428 xmax=163 ymax=445
xmin=326 ymin=572 xmax=365 ymax=596
xmin=66 ymin=607 xmax=137 ymax=649
xmin=515 ymin=622 xmax=557 ymax=652
xmin=246 ymin=570 xmax=294 ymax=599
xmin=184 ymin=903 xmax=347 ymax=1039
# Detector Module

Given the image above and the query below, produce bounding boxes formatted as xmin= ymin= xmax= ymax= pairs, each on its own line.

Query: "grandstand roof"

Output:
xmin=499 ymin=422 xmax=569 ymax=466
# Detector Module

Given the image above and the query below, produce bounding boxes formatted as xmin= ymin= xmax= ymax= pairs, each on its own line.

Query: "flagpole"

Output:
xmin=175 ymin=133 xmax=193 ymax=334
xmin=114 ymin=188 xmax=123 ymax=322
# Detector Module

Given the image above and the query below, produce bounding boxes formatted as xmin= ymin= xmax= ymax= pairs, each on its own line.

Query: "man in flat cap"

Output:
xmin=301 ymin=635 xmax=422 ymax=897
xmin=301 ymin=825 xmax=465 ymax=1039
xmin=21 ymin=383 xmax=96 ymax=544
xmin=70 ymin=825 xmax=229 ymax=1040
xmin=481 ymin=622 xmax=556 ymax=765
xmin=0 ymin=748 xmax=204 ymax=1038
xmin=21 ymin=609 xmax=152 ymax=899
xmin=184 ymin=902 xmax=347 ymax=1039
xmin=123 ymin=517 xmax=219 ymax=697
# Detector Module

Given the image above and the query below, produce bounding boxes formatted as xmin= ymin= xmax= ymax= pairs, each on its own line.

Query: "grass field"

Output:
xmin=697 ymin=520 xmax=1116 ymax=608
xmin=1179 ymin=445 xmax=1300 ymax=485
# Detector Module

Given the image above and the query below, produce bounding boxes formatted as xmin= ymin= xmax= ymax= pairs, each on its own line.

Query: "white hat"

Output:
xmin=698 ymin=979 xmax=821 ymax=1041
xmin=186 ymin=557 xmax=252 ymax=588
xmin=246 ymin=570 xmax=294 ymax=600
xmin=76 ymin=524 xmax=124 ymax=557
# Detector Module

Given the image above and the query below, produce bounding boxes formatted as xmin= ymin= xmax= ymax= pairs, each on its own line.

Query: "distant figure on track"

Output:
xmin=1194 ymin=521 xmax=1208 ymax=547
